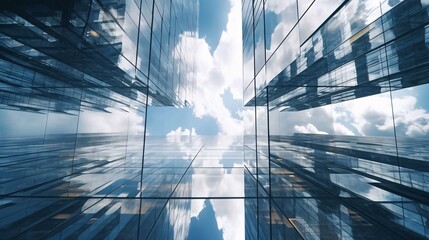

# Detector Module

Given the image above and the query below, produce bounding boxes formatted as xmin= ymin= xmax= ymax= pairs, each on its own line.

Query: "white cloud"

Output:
xmin=294 ymin=123 xmax=328 ymax=134
xmin=265 ymin=0 xmax=295 ymax=14
xmin=333 ymin=122 xmax=354 ymax=136
xmin=166 ymin=127 xmax=197 ymax=137
xmin=269 ymin=106 xmax=334 ymax=136
xmin=188 ymin=137 xmax=245 ymax=240
xmin=173 ymin=0 xmax=429 ymax=141
xmin=327 ymin=89 xmax=429 ymax=138
xmin=391 ymin=95 xmax=429 ymax=137
xmin=264 ymin=3 xmax=301 ymax=81
xmin=240 ymin=109 xmax=256 ymax=135
xmin=174 ymin=0 xmax=243 ymax=135
xmin=330 ymin=94 xmax=394 ymax=136
xmin=268 ymin=88 xmax=429 ymax=138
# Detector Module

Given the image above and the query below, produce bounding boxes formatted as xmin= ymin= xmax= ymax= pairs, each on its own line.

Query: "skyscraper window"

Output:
xmin=1 ymin=0 xmax=429 ymax=239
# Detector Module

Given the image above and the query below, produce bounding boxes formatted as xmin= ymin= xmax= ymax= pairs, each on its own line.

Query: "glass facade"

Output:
xmin=243 ymin=0 xmax=429 ymax=239
xmin=0 ymin=0 xmax=210 ymax=239
xmin=0 ymin=135 xmax=248 ymax=239
xmin=2 ymin=0 xmax=429 ymax=239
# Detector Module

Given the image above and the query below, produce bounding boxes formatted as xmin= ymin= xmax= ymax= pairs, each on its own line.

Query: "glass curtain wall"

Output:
xmin=243 ymin=0 xmax=429 ymax=239
xmin=0 ymin=0 xmax=198 ymax=238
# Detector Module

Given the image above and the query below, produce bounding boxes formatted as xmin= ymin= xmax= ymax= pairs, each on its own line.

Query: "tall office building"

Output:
xmin=2 ymin=0 xmax=429 ymax=239
xmin=0 ymin=0 xmax=202 ymax=238
xmin=243 ymin=0 xmax=429 ymax=239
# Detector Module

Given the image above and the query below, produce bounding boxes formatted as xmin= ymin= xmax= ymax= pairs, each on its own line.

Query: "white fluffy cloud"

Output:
xmin=166 ymin=127 xmax=197 ymax=137
xmin=331 ymin=94 xmax=394 ymax=136
xmin=188 ymin=136 xmax=245 ymax=240
xmin=330 ymin=92 xmax=429 ymax=137
xmin=265 ymin=0 xmax=295 ymax=14
xmin=173 ymin=0 xmax=429 ymax=140
xmin=268 ymin=106 xmax=334 ymax=136
xmin=333 ymin=122 xmax=355 ymax=136
xmin=390 ymin=95 xmax=429 ymax=137
xmin=175 ymin=0 xmax=243 ymax=135
xmin=294 ymin=124 xmax=328 ymax=134
xmin=267 ymin=86 xmax=429 ymax=139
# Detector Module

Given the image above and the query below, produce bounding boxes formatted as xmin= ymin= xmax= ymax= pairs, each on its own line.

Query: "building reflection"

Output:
xmin=269 ymin=134 xmax=428 ymax=239
xmin=0 ymin=1 xmax=197 ymax=113
xmin=243 ymin=0 xmax=429 ymax=239
xmin=248 ymin=0 xmax=429 ymax=112
xmin=188 ymin=199 xmax=223 ymax=240
xmin=0 ymin=134 xmax=249 ymax=239
xmin=0 ymin=0 xmax=203 ymax=239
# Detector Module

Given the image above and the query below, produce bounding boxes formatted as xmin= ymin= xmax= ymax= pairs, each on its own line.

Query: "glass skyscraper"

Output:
xmin=0 ymin=0 xmax=209 ymax=239
xmin=1 ymin=0 xmax=429 ymax=239
xmin=243 ymin=0 xmax=429 ymax=239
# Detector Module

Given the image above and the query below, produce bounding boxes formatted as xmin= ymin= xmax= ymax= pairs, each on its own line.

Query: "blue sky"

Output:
xmin=146 ymin=89 xmax=243 ymax=135
xmin=146 ymin=107 xmax=219 ymax=135
xmin=0 ymin=0 xmax=245 ymax=138
xmin=147 ymin=0 xmax=243 ymax=136
xmin=198 ymin=0 xmax=230 ymax=53
xmin=2 ymin=0 xmax=428 ymax=139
